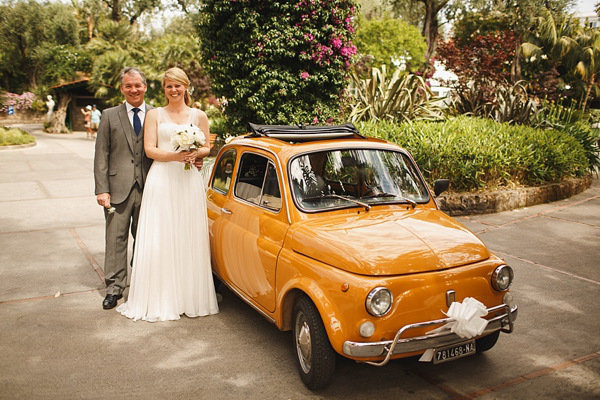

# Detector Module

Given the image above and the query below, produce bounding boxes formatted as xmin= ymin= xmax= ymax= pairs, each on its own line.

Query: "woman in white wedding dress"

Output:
xmin=117 ymin=67 xmax=219 ymax=321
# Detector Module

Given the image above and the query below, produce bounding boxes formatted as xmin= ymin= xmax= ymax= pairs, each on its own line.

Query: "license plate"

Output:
xmin=433 ymin=341 xmax=476 ymax=364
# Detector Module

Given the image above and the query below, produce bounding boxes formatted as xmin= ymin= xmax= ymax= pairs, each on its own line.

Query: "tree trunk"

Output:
xmin=511 ymin=35 xmax=522 ymax=83
xmin=582 ymin=75 xmax=594 ymax=111
xmin=111 ymin=0 xmax=121 ymax=22
xmin=419 ymin=0 xmax=450 ymax=61
xmin=422 ymin=2 xmax=437 ymax=61
xmin=48 ymin=93 xmax=71 ymax=134
xmin=87 ymin=15 xmax=94 ymax=40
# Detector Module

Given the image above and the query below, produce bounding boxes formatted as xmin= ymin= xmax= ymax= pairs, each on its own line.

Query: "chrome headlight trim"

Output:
xmin=492 ymin=265 xmax=514 ymax=291
xmin=365 ymin=287 xmax=394 ymax=317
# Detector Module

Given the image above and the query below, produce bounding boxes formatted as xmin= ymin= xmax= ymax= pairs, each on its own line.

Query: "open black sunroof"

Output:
xmin=246 ymin=122 xmax=365 ymax=142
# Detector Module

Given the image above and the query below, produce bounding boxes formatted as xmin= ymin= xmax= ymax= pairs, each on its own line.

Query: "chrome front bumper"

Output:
xmin=343 ymin=304 xmax=517 ymax=366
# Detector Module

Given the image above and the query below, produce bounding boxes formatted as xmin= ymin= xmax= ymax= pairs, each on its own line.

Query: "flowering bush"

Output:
xmin=1 ymin=92 xmax=38 ymax=113
xmin=197 ymin=0 xmax=359 ymax=135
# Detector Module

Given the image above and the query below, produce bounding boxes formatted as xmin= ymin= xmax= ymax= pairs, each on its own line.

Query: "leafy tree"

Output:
xmin=87 ymin=20 xmax=209 ymax=106
xmin=87 ymin=21 xmax=157 ymax=104
xmin=104 ymin=0 xmax=162 ymax=24
xmin=354 ymin=16 xmax=426 ymax=73
xmin=573 ymin=27 xmax=600 ymax=110
xmin=197 ymin=0 xmax=359 ymax=135
xmin=451 ymin=10 xmax=511 ymax=48
xmin=520 ymin=8 xmax=580 ymax=100
xmin=387 ymin=0 xmax=450 ymax=61
xmin=34 ymin=44 xmax=93 ymax=85
xmin=71 ymin=0 xmax=107 ymax=41
xmin=490 ymin=0 xmax=574 ymax=83
xmin=0 ymin=0 xmax=80 ymax=91
xmin=437 ymin=30 xmax=516 ymax=99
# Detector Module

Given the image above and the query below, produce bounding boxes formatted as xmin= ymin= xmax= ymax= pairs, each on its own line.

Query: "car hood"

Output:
xmin=290 ymin=209 xmax=490 ymax=276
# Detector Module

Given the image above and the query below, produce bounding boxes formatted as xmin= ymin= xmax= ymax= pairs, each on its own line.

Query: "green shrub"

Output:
xmin=0 ymin=127 xmax=36 ymax=146
xmin=446 ymin=81 xmax=539 ymax=126
xmin=209 ymin=116 xmax=228 ymax=138
xmin=197 ymin=0 xmax=358 ymax=135
xmin=535 ymin=100 xmax=584 ymax=128
xmin=349 ymin=65 xmax=444 ymax=123
xmin=533 ymin=102 xmax=600 ymax=173
xmin=557 ymin=122 xmax=600 ymax=174
xmin=358 ymin=116 xmax=589 ymax=192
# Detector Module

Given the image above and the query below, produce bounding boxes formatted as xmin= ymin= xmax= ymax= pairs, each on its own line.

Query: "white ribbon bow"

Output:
xmin=419 ymin=297 xmax=489 ymax=362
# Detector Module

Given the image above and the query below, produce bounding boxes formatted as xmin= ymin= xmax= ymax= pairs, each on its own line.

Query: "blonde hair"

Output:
xmin=162 ymin=67 xmax=192 ymax=106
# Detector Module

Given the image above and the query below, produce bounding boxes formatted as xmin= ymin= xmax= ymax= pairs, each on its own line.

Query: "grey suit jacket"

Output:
xmin=94 ymin=103 xmax=153 ymax=205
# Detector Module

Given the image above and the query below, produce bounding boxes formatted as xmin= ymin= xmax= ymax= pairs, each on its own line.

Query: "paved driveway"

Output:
xmin=1 ymin=125 xmax=599 ymax=399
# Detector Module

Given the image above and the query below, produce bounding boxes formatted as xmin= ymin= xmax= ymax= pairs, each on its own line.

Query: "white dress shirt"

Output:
xmin=125 ymin=101 xmax=146 ymax=130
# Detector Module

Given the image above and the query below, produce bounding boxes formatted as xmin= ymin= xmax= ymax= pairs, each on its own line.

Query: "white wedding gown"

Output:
xmin=117 ymin=108 xmax=219 ymax=322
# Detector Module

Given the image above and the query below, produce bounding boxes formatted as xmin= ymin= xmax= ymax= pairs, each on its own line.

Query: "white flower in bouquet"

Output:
xmin=171 ymin=124 xmax=206 ymax=170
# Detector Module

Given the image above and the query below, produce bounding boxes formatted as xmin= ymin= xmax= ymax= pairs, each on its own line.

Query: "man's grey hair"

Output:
xmin=119 ymin=67 xmax=147 ymax=86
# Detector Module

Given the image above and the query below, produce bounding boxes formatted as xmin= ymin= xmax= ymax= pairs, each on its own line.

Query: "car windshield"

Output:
xmin=289 ymin=149 xmax=429 ymax=212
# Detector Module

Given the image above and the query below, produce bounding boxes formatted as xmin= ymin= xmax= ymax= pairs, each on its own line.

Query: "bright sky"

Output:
xmin=573 ymin=0 xmax=597 ymax=13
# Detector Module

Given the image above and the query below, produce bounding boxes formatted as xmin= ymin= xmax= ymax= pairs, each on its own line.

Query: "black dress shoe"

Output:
xmin=102 ymin=293 xmax=123 ymax=309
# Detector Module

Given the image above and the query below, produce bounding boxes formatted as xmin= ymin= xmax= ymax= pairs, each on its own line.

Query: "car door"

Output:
xmin=208 ymin=149 xmax=288 ymax=313
xmin=206 ymin=148 xmax=237 ymax=278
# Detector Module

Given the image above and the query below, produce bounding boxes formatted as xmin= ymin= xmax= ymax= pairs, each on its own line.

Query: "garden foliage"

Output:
xmin=0 ymin=127 xmax=36 ymax=146
xmin=359 ymin=116 xmax=589 ymax=192
xmin=353 ymin=17 xmax=426 ymax=74
xmin=0 ymin=92 xmax=38 ymax=113
xmin=197 ymin=0 xmax=359 ymax=134
xmin=349 ymin=65 xmax=444 ymax=123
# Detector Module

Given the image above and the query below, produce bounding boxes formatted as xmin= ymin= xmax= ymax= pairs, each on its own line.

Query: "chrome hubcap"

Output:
xmin=295 ymin=312 xmax=312 ymax=373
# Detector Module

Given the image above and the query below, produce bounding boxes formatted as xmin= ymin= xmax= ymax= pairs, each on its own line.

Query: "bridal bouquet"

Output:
xmin=171 ymin=124 xmax=206 ymax=170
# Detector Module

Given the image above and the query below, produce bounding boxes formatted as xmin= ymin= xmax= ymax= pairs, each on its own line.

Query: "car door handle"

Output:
xmin=221 ymin=207 xmax=232 ymax=214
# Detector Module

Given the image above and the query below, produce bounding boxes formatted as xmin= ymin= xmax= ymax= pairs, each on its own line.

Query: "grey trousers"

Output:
xmin=103 ymin=183 xmax=143 ymax=295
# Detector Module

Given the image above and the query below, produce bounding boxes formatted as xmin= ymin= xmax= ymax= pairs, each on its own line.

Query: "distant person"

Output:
xmin=94 ymin=67 xmax=153 ymax=310
xmin=81 ymin=105 xmax=92 ymax=139
xmin=90 ymin=105 xmax=102 ymax=139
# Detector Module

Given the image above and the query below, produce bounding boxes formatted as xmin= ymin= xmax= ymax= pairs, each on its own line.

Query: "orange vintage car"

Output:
xmin=204 ymin=123 xmax=517 ymax=390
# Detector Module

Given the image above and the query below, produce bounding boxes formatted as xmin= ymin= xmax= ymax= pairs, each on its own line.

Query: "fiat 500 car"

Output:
xmin=204 ymin=123 xmax=517 ymax=390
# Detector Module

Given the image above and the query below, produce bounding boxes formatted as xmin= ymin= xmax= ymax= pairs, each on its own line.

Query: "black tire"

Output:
xmin=476 ymin=331 xmax=500 ymax=353
xmin=292 ymin=295 xmax=336 ymax=390
xmin=212 ymin=273 xmax=221 ymax=291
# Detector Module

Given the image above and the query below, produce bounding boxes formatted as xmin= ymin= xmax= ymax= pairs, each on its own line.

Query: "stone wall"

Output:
xmin=437 ymin=176 xmax=593 ymax=216
xmin=0 ymin=110 xmax=46 ymax=125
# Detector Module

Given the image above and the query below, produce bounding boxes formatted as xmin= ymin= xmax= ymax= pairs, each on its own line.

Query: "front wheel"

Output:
xmin=292 ymin=295 xmax=336 ymax=390
xmin=476 ymin=331 xmax=500 ymax=353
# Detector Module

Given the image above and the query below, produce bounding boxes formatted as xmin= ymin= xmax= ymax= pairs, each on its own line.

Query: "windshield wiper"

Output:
xmin=361 ymin=192 xmax=418 ymax=209
xmin=302 ymin=193 xmax=371 ymax=212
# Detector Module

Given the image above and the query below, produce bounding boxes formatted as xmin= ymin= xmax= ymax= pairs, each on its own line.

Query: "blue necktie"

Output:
xmin=132 ymin=108 xmax=141 ymax=136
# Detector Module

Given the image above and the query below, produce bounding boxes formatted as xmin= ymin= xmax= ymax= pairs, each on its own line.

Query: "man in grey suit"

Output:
xmin=94 ymin=67 xmax=153 ymax=309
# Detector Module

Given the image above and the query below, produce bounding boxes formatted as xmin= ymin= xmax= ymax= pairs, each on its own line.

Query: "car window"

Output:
xmin=235 ymin=153 xmax=268 ymax=205
xmin=260 ymin=162 xmax=282 ymax=211
xmin=212 ymin=149 xmax=237 ymax=194
xmin=290 ymin=149 xmax=429 ymax=212
xmin=235 ymin=153 xmax=282 ymax=211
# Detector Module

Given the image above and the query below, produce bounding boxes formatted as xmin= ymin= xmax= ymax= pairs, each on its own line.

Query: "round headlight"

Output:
xmin=366 ymin=287 xmax=393 ymax=317
xmin=492 ymin=265 xmax=514 ymax=291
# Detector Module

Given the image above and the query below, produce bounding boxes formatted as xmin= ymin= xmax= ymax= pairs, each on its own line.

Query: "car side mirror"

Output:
xmin=434 ymin=179 xmax=449 ymax=196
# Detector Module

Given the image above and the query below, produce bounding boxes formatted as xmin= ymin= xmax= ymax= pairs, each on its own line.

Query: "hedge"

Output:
xmin=358 ymin=116 xmax=589 ymax=192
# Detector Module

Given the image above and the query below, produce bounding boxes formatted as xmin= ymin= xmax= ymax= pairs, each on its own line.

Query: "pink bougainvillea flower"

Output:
xmin=301 ymin=71 xmax=311 ymax=80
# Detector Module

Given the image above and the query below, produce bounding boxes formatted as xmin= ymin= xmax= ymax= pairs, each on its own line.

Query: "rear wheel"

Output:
xmin=476 ymin=331 xmax=500 ymax=353
xmin=292 ymin=295 xmax=336 ymax=390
